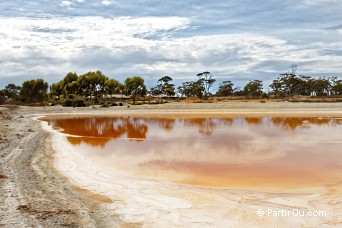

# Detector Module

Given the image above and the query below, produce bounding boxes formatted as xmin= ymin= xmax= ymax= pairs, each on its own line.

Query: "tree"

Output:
xmin=243 ymin=80 xmax=263 ymax=97
xmin=20 ymin=79 xmax=48 ymax=102
xmin=151 ymin=76 xmax=175 ymax=99
xmin=216 ymin=80 xmax=234 ymax=96
xmin=124 ymin=76 xmax=147 ymax=104
xmin=0 ymin=89 xmax=6 ymax=105
xmin=277 ymin=65 xmax=318 ymax=96
xmin=63 ymin=72 xmax=79 ymax=95
xmin=278 ymin=74 xmax=303 ymax=96
xmin=197 ymin=72 xmax=216 ymax=98
xmin=104 ymin=79 xmax=124 ymax=97
xmin=289 ymin=64 xmax=298 ymax=75
xmin=331 ymin=80 xmax=342 ymax=95
xmin=299 ymin=75 xmax=314 ymax=96
xmin=150 ymin=84 xmax=163 ymax=97
xmin=4 ymin=83 xmax=21 ymax=99
xmin=233 ymin=87 xmax=243 ymax=96
xmin=269 ymin=79 xmax=283 ymax=98
xmin=312 ymin=77 xmax=331 ymax=96
xmin=178 ymin=80 xmax=205 ymax=98
xmin=50 ymin=82 xmax=63 ymax=98
xmin=49 ymin=72 xmax=79 ymax=99
xmin=62 ymin=73 xmax=78 ymax=88
xmin=159 ymin=76 xmax=175 ymax=98
xmin=77 ymin=71 xmax=108 ymax=102
xmin=65 ymin=81 xmax=79 ymax=96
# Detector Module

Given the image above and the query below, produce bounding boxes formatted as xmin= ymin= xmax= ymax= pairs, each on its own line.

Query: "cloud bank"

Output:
xmin=0 ymin=0 xmax=341 ymax=88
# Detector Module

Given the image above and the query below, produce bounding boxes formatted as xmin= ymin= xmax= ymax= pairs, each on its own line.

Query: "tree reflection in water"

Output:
xmin=40 ymin=115 xmax=342 ymax=190
xmin=244 ymin=117 xmax=262 ymax=125
xmin=270 ymin=117 xmax=340 ymax=130
xmin=41 ymin=116 xmax=342 ymax=147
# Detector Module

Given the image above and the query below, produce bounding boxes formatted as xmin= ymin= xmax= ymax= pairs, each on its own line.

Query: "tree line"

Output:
xmin=0 ymin=67 xmax=341 ymax=106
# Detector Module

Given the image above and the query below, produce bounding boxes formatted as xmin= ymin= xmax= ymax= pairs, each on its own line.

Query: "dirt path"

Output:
xmin=0 ymin=106 xmax=126 ymax=227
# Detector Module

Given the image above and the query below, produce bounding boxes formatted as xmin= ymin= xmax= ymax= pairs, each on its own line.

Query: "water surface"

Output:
xmin=41 ymin=115 xmax=342 ymax=193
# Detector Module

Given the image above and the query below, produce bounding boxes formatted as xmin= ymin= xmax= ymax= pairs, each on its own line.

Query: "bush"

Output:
xmin=261 ymin=93 xmax=269 ymax=99
xmin=74 ymin=99 xmax=87 ymax=107
xmin=111 ymin=102 xmax=118 ymax=106
xmin=101 ymin=103 xmax=110 ymax=108
xmin=0 ymin=96 xmax=6 ymax=105
xmin=63 ymin=99 xmax=73 ymax=107
xmin=0 ymin=90 xmax=6 ymax=105
xmin=119 ymin=102 xmax=123 ymax=106
xmin=68 ymin=94 xmax=75 ymax=99
xmin=62 ymin=98 xmax=87 ymax=107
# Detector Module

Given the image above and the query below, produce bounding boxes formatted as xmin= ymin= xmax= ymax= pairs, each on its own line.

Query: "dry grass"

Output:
xmin=210 ymin=96 xmax=342 ymax=103
xmin=1 ymin=105 xmax=19 ymax=110
xmin=184 ymin=97 xmax=203 ymax=103
xmin=286 ymin=96 xmax=342 ymax=103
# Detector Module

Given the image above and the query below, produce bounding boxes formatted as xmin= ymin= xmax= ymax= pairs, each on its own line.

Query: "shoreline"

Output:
xmin=1 ymin=102 xmax=342 ymax=227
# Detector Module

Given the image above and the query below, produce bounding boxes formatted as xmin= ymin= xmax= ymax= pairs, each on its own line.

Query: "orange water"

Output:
xmin=41 ymin=116 xmax=342 ymax=193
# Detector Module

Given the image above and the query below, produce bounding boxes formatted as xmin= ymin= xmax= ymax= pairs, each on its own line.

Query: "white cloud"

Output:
xmin=0 ymin=16 xmax=191 ymax=78
xmin=0 ymin=15 xmax=341 ymax=85
xmin=60 ymin=0 xmax=73 ymax=7
xmin=302 ymin=0 xmax=342 ymax=5
xmin=102 ymin=0 xmax=112 ymax=6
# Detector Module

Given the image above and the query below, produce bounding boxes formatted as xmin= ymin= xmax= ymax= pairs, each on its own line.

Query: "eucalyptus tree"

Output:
xmin=4 ymin=83 xmax=21 ymax=100
xmin=197 ymin=71 xmax=216 ymax=97
xmin=0 ymin=89 xmax=6 ymax=105
xmin=243 ymin=80 xmax=263 ymax=97
xmin=269 ymin=79 xmax=283 ymax=98
xmin=62 ymin=72 xmax=78 ymax=95
xmin=298 ymin=75 xmax=314 ymax=96
xmin=278 ymin=73 xmax=304 ymax=96
xmin=20 ymin=79 xmax=48 ymax=102
xmin=178 ymin=80 xmax=205 ymax=98
xmin=312 ymin=77 xmax=331 ymax=96
xmin=124 ymin=76 xmax=147 ymax=104
xmin=151 ymin=76 xmax=175 ymax=98
xmin=216 ymin=80 xmax=234 ymax=96
xmin=50 ymin=72 xmax=78 ymax=99
xmin=104 ymin=79 xmax=124 ymax=97
xmin=50 ymin=82 xmax=63 ymax=98
xmin=331 ymin=80 xmax=342 ymax=95
xmin=77 ymin=71 xmax=108 ymax=102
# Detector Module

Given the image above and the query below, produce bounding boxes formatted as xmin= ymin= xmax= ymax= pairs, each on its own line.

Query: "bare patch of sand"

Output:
xmin=73 ymin=186 xmax=113 ymax=204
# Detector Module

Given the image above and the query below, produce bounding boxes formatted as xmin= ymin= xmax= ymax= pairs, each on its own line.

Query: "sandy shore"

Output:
xmin=1 ymin=102 xmax=342 ymax=227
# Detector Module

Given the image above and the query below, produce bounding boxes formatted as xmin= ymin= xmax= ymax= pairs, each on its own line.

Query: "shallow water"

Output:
xmin=41 ymin=116 xmax=342 ymax=192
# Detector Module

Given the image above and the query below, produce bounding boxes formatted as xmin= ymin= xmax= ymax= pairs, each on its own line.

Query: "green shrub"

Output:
xmin=62 ymin=98 xmax=87 ymax=107
xmin=63 ymin=99 xmax=73 ymax=107
xmin=0 ymin=90 xmax=7 ymax=105
xmin=261 ymin=93 xmax=269 ymax=99
xmin=74 ymin=99 xmax=87 ymax=107
xmin=67 ymin=94 xmax=75 ymax=99
xmin=0 ymin=96 xmax=6 ymax=105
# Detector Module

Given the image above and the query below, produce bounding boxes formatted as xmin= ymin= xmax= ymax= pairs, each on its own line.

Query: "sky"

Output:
xmin=1 ymin=0 xmax=342 ymax=90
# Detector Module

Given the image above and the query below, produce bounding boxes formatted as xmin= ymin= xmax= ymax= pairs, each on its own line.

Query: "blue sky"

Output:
xmin=1 ymin=0 xmax=342 ymax=90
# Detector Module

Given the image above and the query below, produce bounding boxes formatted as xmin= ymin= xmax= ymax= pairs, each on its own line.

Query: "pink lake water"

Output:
xmin=41 ymin=116 xmax=342 ymax=193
